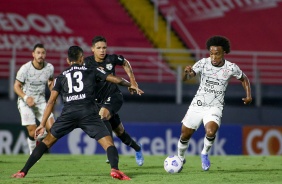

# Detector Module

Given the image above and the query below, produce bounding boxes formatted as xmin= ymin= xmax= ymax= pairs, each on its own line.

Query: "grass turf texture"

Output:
xmin=1 ymin=155 xmax=281 ymax=184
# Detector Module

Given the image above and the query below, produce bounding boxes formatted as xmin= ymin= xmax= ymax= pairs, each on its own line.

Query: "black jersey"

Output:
xmin=53 ymin=64 xmax=109 ymax=112
xmin=84 ymin=54 xmax=125 ymax=103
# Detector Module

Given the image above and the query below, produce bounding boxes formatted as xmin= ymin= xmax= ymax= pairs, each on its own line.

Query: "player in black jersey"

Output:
xmin=11 ymin=46 xmax=144 ymax=180
xmin=84 ymin=36 xmax=144 ymax=166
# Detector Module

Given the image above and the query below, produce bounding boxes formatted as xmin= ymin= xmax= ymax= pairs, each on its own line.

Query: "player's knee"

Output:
xmin=42 ymin=134 xmax=57 ymax=148
xmin=101 ymin=116 xmax=111 ymax=121
xmin=205 ymin=129 xmax=216 ymax=137
xmin=26 ymin=128 xmax=36 ymax=137
xmin=180 ymin=134 xmax=191 ymax=141
xmin=101 ymin=113 xmax=112 ymax=120
xmin=113 ymin=126 xmax=124 ymax=136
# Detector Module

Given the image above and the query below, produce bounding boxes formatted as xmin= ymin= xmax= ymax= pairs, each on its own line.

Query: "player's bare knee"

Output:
xmin=205 ymin=130 xmax=216 ymax=137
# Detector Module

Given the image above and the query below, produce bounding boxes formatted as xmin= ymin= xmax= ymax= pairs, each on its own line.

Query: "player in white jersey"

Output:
xmin=177 ymin=36 xmax=252 ymax=171
xmin=14 ymin=43 xmax=55 ymax=154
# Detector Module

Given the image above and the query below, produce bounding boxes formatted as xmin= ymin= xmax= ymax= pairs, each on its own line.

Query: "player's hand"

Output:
xmin=26 ymin=96 xmax=35 ymax=107
xmin=129 ymin=86 xmax=144 ymax=96
xmin=128 ymin=81 xmax=138 ymax=95
xmin=34 ymin=125 xmax=46 ymax=140
xmin=184 ymin=66 xmax=195 ymax=77
xmin=242 ymin=97 xmax=252 ymax=105
xmin=128 ymin=88 xmax=135 ymax=95
xmin=184 ymin=66 xmax=192 ymax=73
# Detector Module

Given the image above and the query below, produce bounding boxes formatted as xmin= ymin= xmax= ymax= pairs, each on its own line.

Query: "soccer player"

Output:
xmin=14 ymin=43 xmax=55 ymax=154
xmin=84 ymin=36 xmax=144 ymax=166
xmin=177 ymin=36 xmax=252 ymax=171
xmin=11 ymin=46 xmax=144 ymax=180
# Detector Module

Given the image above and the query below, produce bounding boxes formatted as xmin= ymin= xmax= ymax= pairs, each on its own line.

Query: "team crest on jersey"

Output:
xmin=222 ymin=69 xmax=229 ymax=78
xmin=106 ymin=64 xmax=113 ymax=70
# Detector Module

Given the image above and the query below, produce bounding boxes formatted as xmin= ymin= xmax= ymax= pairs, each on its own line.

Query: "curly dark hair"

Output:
xmin=206 ymin=36 xmax=230 ymax=54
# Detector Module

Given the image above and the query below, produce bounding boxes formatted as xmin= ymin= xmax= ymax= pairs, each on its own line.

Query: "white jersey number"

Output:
xmin=66 ymin=71 xmax=84 ymax=93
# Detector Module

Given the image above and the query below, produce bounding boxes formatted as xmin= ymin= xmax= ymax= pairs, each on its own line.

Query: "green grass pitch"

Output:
xmin=1 ymin=154 xmax=281 ymax=184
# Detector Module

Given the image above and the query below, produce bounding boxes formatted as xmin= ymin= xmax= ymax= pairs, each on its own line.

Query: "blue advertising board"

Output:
xmin=50 ymin=123 xmax=242 ymax=155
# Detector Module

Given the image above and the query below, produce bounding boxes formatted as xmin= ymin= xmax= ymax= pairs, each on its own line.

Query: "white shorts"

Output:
xmin=182 ymin=106 xmax=223 ymax=130
xmin=18 ymin=100 xmax=54 ymax=126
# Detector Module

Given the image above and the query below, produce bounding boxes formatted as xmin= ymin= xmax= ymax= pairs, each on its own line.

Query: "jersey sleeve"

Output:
xmin=48 ymin=64 xmax=54 ymax=80
xmin=95 ymin=67 xmax=110 ymax=81
xmin=52 ymin=76 xmax=62 ymax=92
xmin=232 ymin=63 xmax=243 ymax=79
xmin=192 ymin=59 xmax=204 ymax=75
xmin=16 ymin=64 xmax=27 ymax=83
xmin=113 ymin=54 xmax=125 ymax=66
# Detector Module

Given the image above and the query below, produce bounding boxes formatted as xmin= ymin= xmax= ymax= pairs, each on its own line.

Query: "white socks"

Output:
xmin=201 ymin=136 xmax=215 ymax=155
xmin=27 ymin=138 xmax=36 ymax=155
xmin=177 ymin=139 xmax=189 ymax=161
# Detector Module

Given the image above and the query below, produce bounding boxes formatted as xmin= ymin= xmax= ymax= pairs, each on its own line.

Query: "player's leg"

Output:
xmin=99 ymin=107 xmax=113 ymax=136
xmin=200 ymin=107 xmax=222 ymax=171
xmin=11 ymin=132 xmax=57 ymax=178
xmin=178 ymin=108 xmax=202 ymax=163
xmin=84 ymin=115 xmax=131 ymax=180
xmin=178 ymin=125 xmax=195 ymax=162
xmin=202 ymin=121 xmax=218 ymax=155
xmin=25 ymin=125 xmax=37 ymax=154
xmin=97 ymin=136 xmax=130 ymax=180
xmin=98 ymin=107 xmax=113 ymax=163
xmin=111 ymin=115 xmax=144 ymax=166
xmin=12 ymin=114 xmax=76 ymax=178
xmin=18 ymin=101 xmax=38 ymax=154
xmin=36 ymin=103 xmax=55 ymax=140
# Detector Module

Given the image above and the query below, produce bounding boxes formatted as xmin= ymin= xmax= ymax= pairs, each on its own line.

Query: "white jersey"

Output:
xmin=190 ymin=57 xmax=243 ymax=108
xmin=16 ymin=61 xmax=54 ymax=104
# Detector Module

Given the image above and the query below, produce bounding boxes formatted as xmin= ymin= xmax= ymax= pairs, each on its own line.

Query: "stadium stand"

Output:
xmin=0 ymin=0 xmax=176 ymax=85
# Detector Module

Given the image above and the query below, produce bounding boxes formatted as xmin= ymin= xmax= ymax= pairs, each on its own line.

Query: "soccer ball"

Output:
xmin=164 ymin=155 xmax=183 ymax=173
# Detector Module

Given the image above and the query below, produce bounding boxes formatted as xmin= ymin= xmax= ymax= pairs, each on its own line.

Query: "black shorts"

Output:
xmin=100 ymin=92 xmax=123 ymax=116
xmin=50 ymin=106 xmax=110 ymax=141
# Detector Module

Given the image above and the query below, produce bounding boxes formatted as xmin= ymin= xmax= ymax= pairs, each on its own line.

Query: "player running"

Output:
xmin=84 ymin=36 xmax=144 ymax=166
xmin=177 ymin=36 xmax=252 ymax=171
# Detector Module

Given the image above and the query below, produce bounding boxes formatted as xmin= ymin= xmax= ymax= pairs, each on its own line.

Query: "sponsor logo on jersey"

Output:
xmin=96 ymin=67 xmax=106 ymax=74
xmin=204 ymin=87 xmax=223 ymax=95
xmin=106 ymin=64 xmax=113 ymax=70
xmin=205 ymin=80 xmax=219 ymax=85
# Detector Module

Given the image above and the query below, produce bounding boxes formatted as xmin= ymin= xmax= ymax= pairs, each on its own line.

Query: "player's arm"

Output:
xmin=47 ymin=78 xmax=54 ymax=92
xmin=41 ymin=90 xmax=58 ymax=127
xmin=106 ymin=74 xmax=144 ymax=95
xmin=123 ymin=59 xmax=138 ymax=94
xmin=14 ymin=80 xmax=25 ymax=99
xmin=239 ymin=74 xmax=252 ymax=105
xmin=183 ymin=65 xmax=196 ymax=81
xmin=14 ymin=80 xmax=35 ymax=107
